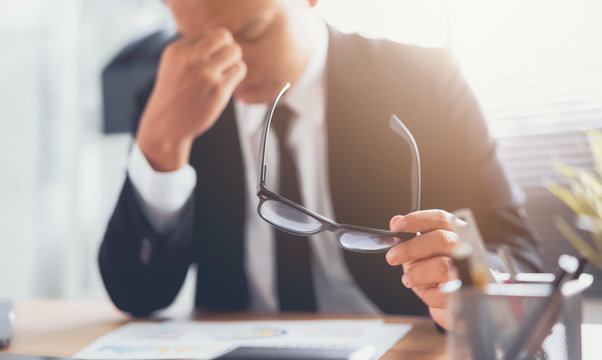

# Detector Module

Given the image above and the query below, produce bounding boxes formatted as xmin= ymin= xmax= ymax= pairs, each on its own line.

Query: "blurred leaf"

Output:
xmin=546 ymin=183 xmax=584 ymax=215
xmin=586 ymin=129 xmax=602 ymax=176
xmin=570 ymin=180 xmax=598 ymax=217
xmin=555 ymin=217 xmax=602 ymax=268
xmin=576 ymin=215 xmax=602 ymax=234
xmin=547 ymin=129 xmax=602 ymax=270
xmin=554 ymin=163 xmax=585 ymax=179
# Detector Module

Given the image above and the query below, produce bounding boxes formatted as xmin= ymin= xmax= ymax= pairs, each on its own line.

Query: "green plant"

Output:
xmin=546 ymin=129 xmax=602 ymax=269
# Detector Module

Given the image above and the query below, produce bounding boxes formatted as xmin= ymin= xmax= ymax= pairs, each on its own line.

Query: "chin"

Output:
xmin=233 ymin=82 xmax=280 ymax=105
xmin=234 ymin=93 xmax=268 ymax=105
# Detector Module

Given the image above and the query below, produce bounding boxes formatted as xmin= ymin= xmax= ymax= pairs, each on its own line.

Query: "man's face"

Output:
xmin=166 ymin=0 xmax=315 ymax=104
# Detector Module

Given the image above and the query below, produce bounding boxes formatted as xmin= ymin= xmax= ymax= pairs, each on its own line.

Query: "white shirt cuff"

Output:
xmin=127 ymin=142 xmax=197 ymax=233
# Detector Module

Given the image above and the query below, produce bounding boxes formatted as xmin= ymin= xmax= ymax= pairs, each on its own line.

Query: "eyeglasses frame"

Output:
xmin=256 ymin=82 xmax=421 ymax=253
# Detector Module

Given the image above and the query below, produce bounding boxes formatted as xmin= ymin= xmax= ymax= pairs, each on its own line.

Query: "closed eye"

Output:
xmin=233 ymin=11 xmax=275 ymax=43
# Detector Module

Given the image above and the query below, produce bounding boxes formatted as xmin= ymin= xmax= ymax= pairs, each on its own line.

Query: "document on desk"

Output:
xmin=74 ymin=319 xmax=410 ymax=360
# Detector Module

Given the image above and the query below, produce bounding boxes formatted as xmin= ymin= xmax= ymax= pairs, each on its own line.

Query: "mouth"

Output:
xmin=234 ymin=81 xmax=266 ymax=97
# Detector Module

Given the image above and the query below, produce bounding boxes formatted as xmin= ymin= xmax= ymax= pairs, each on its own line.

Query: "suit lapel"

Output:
xmin=190 ymin=101 xmax=249 ymax=310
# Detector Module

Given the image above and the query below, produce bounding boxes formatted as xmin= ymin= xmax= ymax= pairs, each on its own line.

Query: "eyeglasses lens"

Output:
xmin=259 ymin=200 xmax=322 ymax=234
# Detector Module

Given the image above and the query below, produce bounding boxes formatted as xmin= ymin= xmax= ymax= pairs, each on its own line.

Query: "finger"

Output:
xmin=404 ymin=256 xmax=455 ymax=288
xmin=188 ymin=27 xmax=234 ymax=63
xmin=412 ymin=285 xmax=449 ymax=309
xmin=429 ymin=307 xmax=449 ymax=330
xmin=222 ymin=61 xmax=247 ymax=89
xmin=206 ymin=43 xmax=242 ymax=73
xmin=386 ymin=229 xmax=458 ymax=265
xmin=390 ymin=210 xmax=455 ymax=233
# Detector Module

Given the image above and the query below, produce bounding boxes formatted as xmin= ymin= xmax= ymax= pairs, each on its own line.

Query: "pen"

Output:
xmin=497 ymin=245 xmax=519 ymax=281
xmin=503 ymin=254 xmax=579 ymax=360
xmin=496 ymin=245 xmax=525 ymax=323
xmin=450 ymin=242 xmax=473 ymax=287
xmin=522 ymin=257 xmax=586 ymax=358
xmin=515 ymin=257 xmax=590 ymax=359
xmin=450 ymin=209 xmax=497 ymax=287
xmin=571 ymin=257 xmax=588 ymax=280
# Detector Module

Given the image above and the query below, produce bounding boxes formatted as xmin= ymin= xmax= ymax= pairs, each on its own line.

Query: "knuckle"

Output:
xmin=228 ymin=62 xmax=246 ymax=81
xmin=223 ymin=45 xmax=237 ymax=60
xmin=402 ymin=242 xmax=415 ymax=263
xmin=390 ymin=215 xmax=402 ymax=229
xmin=231 ymin=62 xmax=244 ymax=75
xmin=405 ymin=270 xmax=415 ymax=287
xmin=435 ymin=210 xmax=449 ymax=226
xmin=238 ymin=61 xmax=247 ymax=75
xmin=392 ymin=246 xmax=405 ymax=264
xmin=410 ymin=262 xmax=425 ymax=280
xmin=434 ymin=229 xmax=446 ymax=246
xmin=436 ymin=230 xmax=453 ymax=250
xmin=214 ymin=27 xmax=232 ymax=43
xmin=231 ymin=43 xmax=242 ymax=58
xmin=205 ymin=67 xmax=220 ymax=81
xmin=438 ymin=257 xmax=452 ymax=275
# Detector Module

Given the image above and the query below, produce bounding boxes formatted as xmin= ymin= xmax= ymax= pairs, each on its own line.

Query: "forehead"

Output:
xmin=168 ymin=0 xmax=276 ymax=35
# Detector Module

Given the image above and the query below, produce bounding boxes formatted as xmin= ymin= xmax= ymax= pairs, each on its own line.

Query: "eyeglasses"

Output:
xmin=256 ymin=82 xmax=421 ymax=253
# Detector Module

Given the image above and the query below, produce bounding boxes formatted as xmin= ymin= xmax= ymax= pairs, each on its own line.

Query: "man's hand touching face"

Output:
xmin=386 ymin=210 xmax=460 ymax=329
xmin=136 ymin=27 xmax=247 ymax=172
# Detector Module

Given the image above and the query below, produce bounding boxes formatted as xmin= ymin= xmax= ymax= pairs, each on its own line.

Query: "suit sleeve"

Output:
xmin=99 ymin=31 xmax=198 ymax=316
xmin=429 ymin=50 xmax=545 ymax=272
xmin=98 ymin=175 xmax=194 ymax=317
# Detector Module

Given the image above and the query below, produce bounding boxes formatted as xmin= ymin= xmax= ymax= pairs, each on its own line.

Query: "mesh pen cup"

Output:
xmin=446 ymin=273 xmax=592 ymax=360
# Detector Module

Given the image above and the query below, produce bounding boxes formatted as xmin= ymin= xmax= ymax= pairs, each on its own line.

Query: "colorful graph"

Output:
xmin=97 ymin=345 xmax=206 ymax=355
xmin=212 ymin=327 xmax=287 ymax=340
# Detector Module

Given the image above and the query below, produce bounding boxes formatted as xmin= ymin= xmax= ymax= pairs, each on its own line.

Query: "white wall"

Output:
xmin=0 ymin=0 xmax=170 ymax=300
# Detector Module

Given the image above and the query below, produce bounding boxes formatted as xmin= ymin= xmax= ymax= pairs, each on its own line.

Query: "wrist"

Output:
xmin=137 ymin=135 xmax=193 ymax=172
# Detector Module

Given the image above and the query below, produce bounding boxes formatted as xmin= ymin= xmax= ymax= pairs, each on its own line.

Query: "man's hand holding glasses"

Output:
xmin=258 ymin=83 xmax=460 ymax=329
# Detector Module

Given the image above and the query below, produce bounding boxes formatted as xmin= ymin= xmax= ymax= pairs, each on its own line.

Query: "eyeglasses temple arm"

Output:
xmin=257 ymin=82 xmax=291 ymax=192
xmin=389 ymin=114 xmax=421 ymax=211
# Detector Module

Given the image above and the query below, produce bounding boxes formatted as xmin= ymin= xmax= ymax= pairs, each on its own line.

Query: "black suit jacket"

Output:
xmin=99 ymin=27 xmax=544 ymax=317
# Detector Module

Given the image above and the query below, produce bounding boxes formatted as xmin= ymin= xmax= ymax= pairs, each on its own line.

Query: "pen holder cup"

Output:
xmin=446 ymin=273 xmax=593 ymax=360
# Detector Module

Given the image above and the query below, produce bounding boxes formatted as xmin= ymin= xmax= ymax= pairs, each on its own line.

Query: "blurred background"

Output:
xmin=1 ymin=0 xmax=601 ymax=314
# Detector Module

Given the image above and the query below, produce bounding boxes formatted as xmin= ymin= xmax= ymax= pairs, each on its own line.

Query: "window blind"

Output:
xmin=450 ymin=0 xmax=602 ymax=190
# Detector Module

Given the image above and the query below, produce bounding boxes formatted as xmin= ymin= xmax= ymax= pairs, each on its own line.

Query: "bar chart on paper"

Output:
xmin=74 ymin=320 xmax=410 ymax=359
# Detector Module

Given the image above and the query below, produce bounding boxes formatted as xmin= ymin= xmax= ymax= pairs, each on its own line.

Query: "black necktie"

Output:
xmin=272 ymin=105 xmax=317 ymax=312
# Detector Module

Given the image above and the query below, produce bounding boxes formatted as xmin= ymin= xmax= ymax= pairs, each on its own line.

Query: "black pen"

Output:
xmin=571 ymin=257 xmax=588 ymax=280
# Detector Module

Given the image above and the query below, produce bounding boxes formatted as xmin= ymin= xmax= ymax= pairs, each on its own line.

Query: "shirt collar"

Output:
xmin=235 ymin=17 xmax=329 ymax=136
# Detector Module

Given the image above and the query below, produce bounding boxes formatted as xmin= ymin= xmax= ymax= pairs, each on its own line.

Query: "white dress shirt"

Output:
xmin=128 ymin=19 xmax=380 ymax=314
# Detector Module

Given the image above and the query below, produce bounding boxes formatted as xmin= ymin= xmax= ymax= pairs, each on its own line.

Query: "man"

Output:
xmin=99 ymin=0 xmax=544 ymax=329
